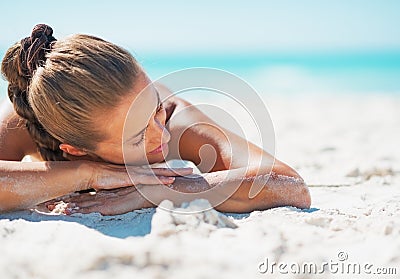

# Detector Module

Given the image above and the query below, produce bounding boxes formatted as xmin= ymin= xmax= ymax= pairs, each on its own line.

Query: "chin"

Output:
xmin=106 ymin=158 xmax=125 ymax=165
xmin=111 ymin=147 xmax=169 ymax=166
xmin=122 ymin=155 xmax=166 ymax=166
xmin=146 ymin=149 xmax=169 ymax=165
xmin=147 ymin=157 xmax=166 ymax=165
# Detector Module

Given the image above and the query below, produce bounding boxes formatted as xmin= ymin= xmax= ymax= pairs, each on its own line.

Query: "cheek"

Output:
xmin=122 ymin=144 xmax=149 ymax=164
xmin=91 ymin=140 xmax=123 ymax=163
xmin=96 ymin=146 xmax=125 ymax=164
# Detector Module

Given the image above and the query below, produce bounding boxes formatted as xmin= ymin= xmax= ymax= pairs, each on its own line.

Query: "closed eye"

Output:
xmin=131 ymin=89 xmax=163 ymax=147
xmin=132 ymin=126 xmax=147 ymax=146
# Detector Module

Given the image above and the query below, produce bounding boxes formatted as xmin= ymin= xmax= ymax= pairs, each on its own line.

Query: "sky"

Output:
xmin=1 ymin=0 xmax=400 ymax=54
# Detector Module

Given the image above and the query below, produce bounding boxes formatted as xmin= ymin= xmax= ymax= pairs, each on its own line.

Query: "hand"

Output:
xmin=86 ymin=161 xmax=193 ymax=190
xmin=45 ymin=186 xmax=156 ymax=215
xmin=40 ymin=163 xmax=193 ymax=215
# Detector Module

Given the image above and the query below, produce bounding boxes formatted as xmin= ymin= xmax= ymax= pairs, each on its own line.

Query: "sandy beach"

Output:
xmin=1 ymin=93 xmax=399 ymax=279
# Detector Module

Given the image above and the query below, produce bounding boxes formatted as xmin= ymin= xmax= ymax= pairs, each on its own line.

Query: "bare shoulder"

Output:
xmin=154 ymin=82 xmax=299 ymax=175
xmin=154 ymin=82 xmax=187 ymax=106
xmin=0 ymin=99 xmax=38 ymax=160
xmin=154 ymin=82 xmax=195 ymax=124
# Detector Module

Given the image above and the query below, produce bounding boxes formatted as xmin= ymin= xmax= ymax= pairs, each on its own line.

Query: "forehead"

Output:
xmin=96 ymin=73 xmax=158 ymax=144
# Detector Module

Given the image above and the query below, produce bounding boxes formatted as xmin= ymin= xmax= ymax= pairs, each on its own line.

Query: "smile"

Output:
xmin=148 ymin=142 xmax=168 ymax=155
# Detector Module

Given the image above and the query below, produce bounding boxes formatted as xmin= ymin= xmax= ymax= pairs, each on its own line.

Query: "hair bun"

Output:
xmin=21 ymin=23 xmax=56 ymax=75
xmin=31 ymin=24 xmax=54 ymax=40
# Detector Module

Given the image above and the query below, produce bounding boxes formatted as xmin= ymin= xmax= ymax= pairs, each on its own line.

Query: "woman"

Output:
xmin=0 ymin=24 xmax=310 ymax=215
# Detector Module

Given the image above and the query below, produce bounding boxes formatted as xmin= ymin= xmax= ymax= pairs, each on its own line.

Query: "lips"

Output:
xmin=148 ymin=143 xmax=168 ymax=155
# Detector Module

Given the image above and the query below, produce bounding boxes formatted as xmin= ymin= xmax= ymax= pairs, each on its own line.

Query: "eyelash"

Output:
xmin=132 ymin=128 xmax=147 ymax=147
xmin=132 ymin=101 xmax=163 ymax=147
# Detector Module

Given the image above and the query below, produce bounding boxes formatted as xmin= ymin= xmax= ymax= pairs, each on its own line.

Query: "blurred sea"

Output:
xmin=1 ymin=49 xmax=400 ymax=101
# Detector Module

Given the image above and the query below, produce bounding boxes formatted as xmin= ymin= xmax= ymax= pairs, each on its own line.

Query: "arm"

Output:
xmin=64 ymin=88 xmax=310 ymax=215
xmin=166 ymin=96 xmax=311 ymax=211
xmin=0 ymin=99 xmax=192 ymax=213
xmin=0 ymin=100 xmax=93 ymax=212
xmin=61 ymin=166 xmax=309 ymax=215
xmin=172 ymin=166 xmax=310 ymax=212
xmin=0 ymin=160 xmax=92 ymax=212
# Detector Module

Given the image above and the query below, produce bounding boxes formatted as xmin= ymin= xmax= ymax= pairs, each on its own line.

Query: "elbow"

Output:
xmin=0 ymin=192 xmax=29 ymax=214
xmin=268 ymin=169 xmax=311 ymax=209
xmin=0 ymin=193 xmax=12 ymax=213
xmin=0 ymin=201 xmax=17 ymax=214
xmin=0 ymin=202 xmax=29 ymax=214
xmin=0 ymin=202 xmax=16 ymax=214
xmin=271 ymin=163 xmax=311 ymax=209
xmin=272 ymin=174 xmax=311 ymax=209
xmin=247 ymin=173 xmax=312 ymax=212
xmin=217 ymin=174 xmax=311 ymax=213
xmin=292 ymin=179 xmax=311 ymax=209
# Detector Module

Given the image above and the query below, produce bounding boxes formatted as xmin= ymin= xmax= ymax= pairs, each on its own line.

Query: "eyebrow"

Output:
xmin=124 ymin=89 xmax=161 ymax=143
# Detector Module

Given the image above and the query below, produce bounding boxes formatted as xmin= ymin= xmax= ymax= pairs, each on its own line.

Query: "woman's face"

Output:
xmin=92 ymin=72 xmax=170 ymax=165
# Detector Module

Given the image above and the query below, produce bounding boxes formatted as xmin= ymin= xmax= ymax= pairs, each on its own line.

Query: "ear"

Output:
xmin=59 ymin=143 xmax=88 ymax=156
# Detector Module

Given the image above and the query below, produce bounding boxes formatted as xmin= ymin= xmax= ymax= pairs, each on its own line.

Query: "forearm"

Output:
xmin=0 ymin=160 xmax=91 ymax=212
xmin=168 ymin=166 xmax=311 ymax=213
xmin=213 ymin=170 xmax=310 ymax=212
xmin=42 ymin=165 xmax=310 ymax=216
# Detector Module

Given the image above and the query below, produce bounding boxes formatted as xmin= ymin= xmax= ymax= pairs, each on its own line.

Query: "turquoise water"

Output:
xmin=1 ymin=50 xmax=400 ymax=100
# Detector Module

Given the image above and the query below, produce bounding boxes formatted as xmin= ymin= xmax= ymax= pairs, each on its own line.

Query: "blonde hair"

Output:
xmin=1 ymin=24 xmax=140 ymax=160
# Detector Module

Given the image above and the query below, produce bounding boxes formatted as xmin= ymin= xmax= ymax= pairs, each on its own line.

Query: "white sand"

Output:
xmin=1 ymin=94 xmax=400 ymax=279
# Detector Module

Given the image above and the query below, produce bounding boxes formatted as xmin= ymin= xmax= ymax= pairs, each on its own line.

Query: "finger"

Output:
xmin=73 ymin=199 xmax=103 ymax=208
xmin=148 ymin=167 xmax=193 ymax=176
xmin=105 ymin=186 xmax=137 ymax=196
xmin=71 ymin=203 xmax=134 ymax=216
xmin=54 ymin=192 xmax=81 ymax=202
xmin=91 ymin=187 xmax=136 ymax=197
xmin=65 ymin=201 xmax=99 ymax=215
xmin=130 ymin=166 xmax=193 ymax=176
xmin=69 ymin=204 xmax=106 ymax=215
xmin=61 ymin=192 xmax=97 ymax=204
xmin=132 ymin=174 xmax=175 ymax=185
xmin=84 ymin=188 xmax=137 ymax=201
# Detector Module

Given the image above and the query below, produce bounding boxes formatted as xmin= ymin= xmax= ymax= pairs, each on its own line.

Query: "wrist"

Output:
xmin=74 ymin=160 xmax=96 ymax=191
